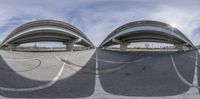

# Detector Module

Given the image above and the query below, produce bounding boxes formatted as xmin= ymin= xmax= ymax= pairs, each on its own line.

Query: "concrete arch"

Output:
xmin=100 ymin=20 xmax=195 ymax=51
xmin=1 ymin=20 xmax=94 ymax=51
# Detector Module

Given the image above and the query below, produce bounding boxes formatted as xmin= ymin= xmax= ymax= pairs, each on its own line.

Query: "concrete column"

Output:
xmin=175 ymin=44 xmax=183 ymax=51
xmin=120 ymin=43 xmax=128 ymax=51
xmin=87 ymin=47 xmax=92 ymax=50
xmin=64 ymin=39 xmax=81 ymax=51
xmin=188 ymin=47 xmax=195 ymax=51
xmin=66 ymin=42 xmax=74 ymax=51
xmin=113 ymin=38 xmax=128 ymax=51
xmin=8 ymin=44 xmax=18 ymax=51
xmin=102 ymin=46 xmax=109 ymax=50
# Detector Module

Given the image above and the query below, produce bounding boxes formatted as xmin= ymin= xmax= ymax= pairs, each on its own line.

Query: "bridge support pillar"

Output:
xmin=8 ymin=44 xmax=18 ymax=51
xmin=113 ymin=39 xmax=128 ymax=51
xmin=64 ymin=39 xmax=81 ymax=51
xmin=102 ymin=46 xmax=109 ymax=50
xmin=120 ymin=43 xmax=128 ymax=51
xmin=66 ymin=42 xmax=74 ymax=51
xmin=175 ymin=44 xmax=183 ymax=51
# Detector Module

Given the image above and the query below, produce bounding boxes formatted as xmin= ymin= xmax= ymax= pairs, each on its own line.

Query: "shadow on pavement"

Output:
xmin=0 ymin=51 xmax=96 ymax=98
xmin=0 ymin=55 xmax=48 ymax=89
xmin=99 ymin=50 xmax=195 ymax=96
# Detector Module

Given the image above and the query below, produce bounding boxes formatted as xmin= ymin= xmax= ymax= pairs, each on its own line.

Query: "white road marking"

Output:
xmin=183 ymin=54 xmax=196 ymax=60
xmin=4 ymin=58 xmax=37 ymax=61
xmin=59 ymin=56 xmax=151 ymax=74
xmin=0 ymin=54 xmax=68 ymax=91
xmin=2 ymin=55 xmax=51 ymax=61
xmin=95 ymin=50 xmax=99 ymax=76
xmin=89 ymin=50 xmax=200 ymax=99
xmin=1 ymin=50 xmax=199 ymax=99
xmin=92 ymin=49 xmax=109 ymax=97
xmin=78 ymin=51 xmax=142 ymax=64
xmin=170 ymin=51 xmax=200 ymax=88
xmin=0 ymin=58 xmax=41 ymax=72
xmin=55 ymin=49 xmax=151 ymax=74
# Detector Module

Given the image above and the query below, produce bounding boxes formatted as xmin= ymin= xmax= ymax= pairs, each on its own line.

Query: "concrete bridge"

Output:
xmin=100 ymin=20 xmax=195 ymax=51
xmin=0 ymin=20 xmax=94 ymax=51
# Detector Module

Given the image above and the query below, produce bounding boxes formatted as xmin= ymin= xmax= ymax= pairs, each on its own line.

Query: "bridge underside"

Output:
xmin=2 ymin=32 xmax=92 ymax=51
xmin=1 ymin=20 xmax=94 ymax=51
xmin=100 ymin=20 xmax=195 ymax=51
xmin=101 ymin=31 xmax=194 ymax=51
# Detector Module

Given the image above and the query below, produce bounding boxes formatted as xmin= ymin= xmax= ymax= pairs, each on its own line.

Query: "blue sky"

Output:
xmin=0 ymin=0 xmax=200 ymax=46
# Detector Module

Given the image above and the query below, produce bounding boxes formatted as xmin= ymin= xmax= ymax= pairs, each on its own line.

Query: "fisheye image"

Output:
xmin=0 ymin=0 xmax=199 ymax=99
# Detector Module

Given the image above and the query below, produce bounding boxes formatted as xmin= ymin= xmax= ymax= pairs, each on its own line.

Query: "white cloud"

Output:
xmin=149 ymin=5 xmax=200 ymax=45
xmin=70 ymin=3 xmax=156 ymax=46
xmin=0 ymin=0 xmax=200 ymax=46
xmin=150 ymin=6 xmax=199 ymax=34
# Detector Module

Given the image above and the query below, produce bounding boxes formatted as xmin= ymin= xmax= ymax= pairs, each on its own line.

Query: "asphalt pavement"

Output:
xmin=0 ymin=49 xmax=199 ymax=99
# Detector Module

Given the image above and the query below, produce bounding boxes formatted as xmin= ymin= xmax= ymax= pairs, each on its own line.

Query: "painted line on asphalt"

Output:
xmin=0 ymin=54 xmax=68 ymax=91
xmin=96 ymin=50 xmax=99 ymax=76
xmin=0 ymin=58 xmax=41 ymax=72
xmin=170 ymin=51 xmax=200 ymax=88
xmin=60 ymin=55 xmax=151 ymax=74
xmin=4 ymin=58 xmax=38 ymax=61
xmin=195 ymin=51 xmax=198 ymax=66
xmin=183 ymin=54 xmax=196 ymax=60
xmin=78 ymin=52 xmax=143 ymax=64
xmin=2 ymin=55 xmax=52 ymax=61
xmin=92 ymin=48 xmax=109 ymax=97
